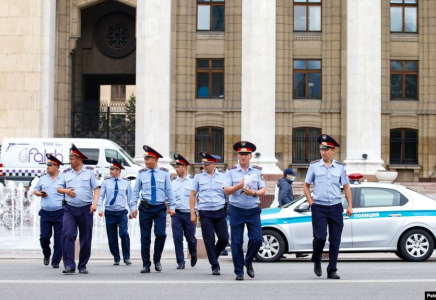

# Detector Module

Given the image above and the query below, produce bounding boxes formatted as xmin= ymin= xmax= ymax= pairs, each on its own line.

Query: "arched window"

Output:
xmin=292 ymin=127 xmax=321 ymax=163
xmin=195 ymin=127 xmax=224 ymax=163
xmin=390 ymin=129 xmax=418 ymax=164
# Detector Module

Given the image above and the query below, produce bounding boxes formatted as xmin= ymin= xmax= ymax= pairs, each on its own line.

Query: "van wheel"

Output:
xmin=255 ymin=230 xmax=285 ymax=262
xmin=398 ymin=229 xmax=434 ymax=262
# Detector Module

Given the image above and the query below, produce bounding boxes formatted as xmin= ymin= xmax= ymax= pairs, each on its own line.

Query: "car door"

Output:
xmin=351 ymin=186 xmax=412 ymax=248
xmin=290 ymin=191 xmax=353 ymax=250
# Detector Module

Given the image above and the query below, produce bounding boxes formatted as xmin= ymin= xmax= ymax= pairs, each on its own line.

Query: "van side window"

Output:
xmin=81 ymin=149 xmax=100 ymax=165
xmin=105 ymin=149 xmax=130 ymax=167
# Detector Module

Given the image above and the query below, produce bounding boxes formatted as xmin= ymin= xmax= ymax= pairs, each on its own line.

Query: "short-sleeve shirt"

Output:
xmin=224 ymin=163 xmax=265 ymax=209
xmin=171 ymin=174 xmax=194 ymax=213
xmin=304 ymin=159 xmax=349 ymax=206
xmin=58 ymin=165 xmax=100 ymax=207
xmin=98 ymin=177 xmax=134 ymax=213
xmin=35 ymin=172 xmax=64 ymax=211
xmin=191 ymin=168 xmax=226 ymax=211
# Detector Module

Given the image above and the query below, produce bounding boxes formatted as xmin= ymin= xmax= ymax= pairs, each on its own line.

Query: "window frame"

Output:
xmin=389 ymin=128 xmax=419 ymax=165
xmin=195 ymin=126 xmax=225 ymax=163
xmin=293 ymin=0 xmax=322 ymax=32
xmin=293 ymin=59 xmax=322 ymax=99
xmin=292 ymin=127 xmax=321 ymax=163
xmin=196 ymin=59 xmax=225 ymax=99
xmin=196 ymin=0 xmax=225 ymax=32
xmin=390 ymin=60 xmax=419 ymax=101
xmin=390 ymin=0 xmax=418 ymax=33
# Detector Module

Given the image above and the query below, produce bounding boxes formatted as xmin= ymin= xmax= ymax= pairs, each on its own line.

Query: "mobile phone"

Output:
xmin=41 ymin=191 xmax=47 ymax=196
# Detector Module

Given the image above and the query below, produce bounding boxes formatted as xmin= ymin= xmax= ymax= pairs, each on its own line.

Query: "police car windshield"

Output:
xmin=281 ymin=194 xmax=307 ymax=208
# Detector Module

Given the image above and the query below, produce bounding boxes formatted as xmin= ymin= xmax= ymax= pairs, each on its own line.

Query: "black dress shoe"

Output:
xmin=79 ymin=269 xmax=89 ymax=274
xmin=244 ymin=263 xmax=255 ymax=278
xmin=154 ymin=262 xmax=162 ymax=272
xmin=113 ymin=261 xmax=120 ymax=266
xmin=235 ymin=274 xmax=244 ymax=281
xmin=190 ymin=255 xmax=197 ymax=267
xmin=141 ymin=267 xmax=150 ymax=273
xmin=124 ymin=259 xmax=132 ymax=265
xmin=52 ymin=264 xmax=59 ymax=269
xmin=327 ymin=271 xmax=340 ymax=279
xmin=296 ymin=253 xmax=309 ymax=258
xmin=212 ymin=269 xmax=220 ymax=275
xmin=176 ymin=263 xmax=185 ymax=270
xmin=43 ymin=257 xmax=49 ymax=266
xmin=62 ymin=267 xmax=75 ymax=274
xmin=314 ymin=261 xmax=322 ymax=277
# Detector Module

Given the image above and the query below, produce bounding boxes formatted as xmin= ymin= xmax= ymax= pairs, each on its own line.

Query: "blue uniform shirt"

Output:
xmin=35 ymin=172 xmax=64 ymax=211
xmin=304 ymin=159 xmax=349 ymax=206
xmin=191 ymin=168 xmax=226 ymax=211
xmin=98 ymin=177 xmax=134 ymax=213
xmin=132 ymin=166 xmax=175 ymax=210
xmin=171 ymin=174 xmax=194 ymax=213
xmin=58 ymin=165 xmax=100 ymax=208
xmin=224 ymin=163 xmax=265 ymax=209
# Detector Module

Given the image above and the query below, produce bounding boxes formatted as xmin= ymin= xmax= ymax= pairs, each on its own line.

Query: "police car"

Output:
xmin=250 ymin=177 xmax=436 ymax=262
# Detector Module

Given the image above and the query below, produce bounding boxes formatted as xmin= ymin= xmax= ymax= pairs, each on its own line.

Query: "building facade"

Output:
xmin=0 ymin=0 xmax=435 ymax=181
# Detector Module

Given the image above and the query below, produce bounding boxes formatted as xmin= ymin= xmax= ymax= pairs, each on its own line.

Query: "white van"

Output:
xmin=0 ymin=138 xmax=142 ymax=185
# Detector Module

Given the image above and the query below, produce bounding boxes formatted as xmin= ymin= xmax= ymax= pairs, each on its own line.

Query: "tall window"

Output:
xmin=293 ymin=60 xmax=322 ymax=99
xmin=111 ymin=85 xmax=126 ymax=100
xmin=390 ymin=0 xmax=418 ymax=33
xmin=195 ymin=127 xmax=224 ymax=163
xmin=293 ymin=128 xmax=321 ymax=163
xmin=294 ymin=0 xmax=322 ymax=32
xmin=390 ymin=61 xmax=418 ymax=100
xmin=196 ymin=59 xmax=224 ymax=98
xmin=390 ymin=129 xmax=418 ymax=165
xmin=197 ymin=0 xmax=225 ymax=31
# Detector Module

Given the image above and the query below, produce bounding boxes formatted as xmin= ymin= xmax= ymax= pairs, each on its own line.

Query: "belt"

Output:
xmin=175 ymin=209 xmax=190 ymax=214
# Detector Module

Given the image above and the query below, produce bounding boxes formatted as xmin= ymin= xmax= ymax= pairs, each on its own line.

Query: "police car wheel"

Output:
xmin=399 ymin=229 xmax=434 ymax=262
xmin=256 ymin=230 xmax=285 ymax=262
xmin=394 ymin=251 xmax=404 ymax=260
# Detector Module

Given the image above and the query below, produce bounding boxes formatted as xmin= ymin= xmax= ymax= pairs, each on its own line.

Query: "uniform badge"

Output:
xmin=322 ymin=142 xmax=327 ymax=146
xmin=241 ymin=141 xmax=246 ymax=146
xmin=322 ymin=134 xmax=327 ymax=140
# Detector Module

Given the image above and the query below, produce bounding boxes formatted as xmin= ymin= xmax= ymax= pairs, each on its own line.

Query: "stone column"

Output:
xmin=40 ymin=0 xmax=56 ymax=138
xmin=241 ymin=0 xmax=281 ymax=174
xmin=135 ymin=0 xmax=174 ymax=171
xmin=344 ymin=0 xmax=384 ymax=175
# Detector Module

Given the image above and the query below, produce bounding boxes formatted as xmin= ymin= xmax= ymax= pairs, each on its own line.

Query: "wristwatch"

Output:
xmin=253 ymin=191 xmax=257 ymax=197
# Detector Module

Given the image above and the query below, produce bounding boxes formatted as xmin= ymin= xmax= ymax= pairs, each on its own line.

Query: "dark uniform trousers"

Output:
xmin=39 ymin=209 xmax=64 ymax=265
xmin=105 ymin=209 xmax=130 ymax=262
xmin=229 ymin=205 xmax=262 ymax=275
xmin=171 ymin=210 xmax=197 ymax=265
xmin=139 ymin=203 xmax=167 ymax=268
xmin=311 ymin=202 xmax=344 ymax=273
xmin=199 ymin=208 xmax=229 ymax=271
xmin=62 ymin=204 xmax=94 ymax=271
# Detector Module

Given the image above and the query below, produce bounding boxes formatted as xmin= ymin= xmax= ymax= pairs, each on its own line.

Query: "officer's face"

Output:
xmin=202 ymin=162 xmax=216 ymax=173
xmin=237 ymin=153 xmax=252 ymax=165
xmin=46 ymin=164 xmax=59 ymax=175
xmin=145 ymin=157 xmax=158 ymax=169
xmin=110 ymin=168 xmax=121 ymax=178
xmin=175 ymin=164 xmax=187 ymax=177
xmin=320 ymin=147 xmax=335 ymax=161
xmin=69 ymin=156 xmax=82 ymax=168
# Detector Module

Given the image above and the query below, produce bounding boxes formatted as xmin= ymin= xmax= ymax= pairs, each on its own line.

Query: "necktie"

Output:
xmin=110 ymin=179 xmax=118 ymax=205
xmin=151 ymin=170 xmax=157 ymax=204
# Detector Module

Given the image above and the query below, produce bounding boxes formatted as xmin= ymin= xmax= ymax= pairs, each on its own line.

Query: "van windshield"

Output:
xmin=119 ymin=148 xmax=140 ymax=166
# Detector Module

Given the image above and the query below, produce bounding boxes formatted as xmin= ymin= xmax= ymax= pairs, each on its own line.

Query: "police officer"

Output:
xmin=57 ymin=144 xmax=100 ymax=274
xmin=98 ymin=157 xmax=135 ymax=266
xmin=190 ymin=152 xmax=228 ymax=276
xmin=171 ymin=154 xmax=197 ymax=269
xmin=303 ymin=134 xmax=353 ymax=280
xmin=132 ymin=145 xmax=175 ymax=274
xmin=34 ymin=153 xmax=64 ymax=268
xmin=224 ymin=141 xmax=265 ymax=281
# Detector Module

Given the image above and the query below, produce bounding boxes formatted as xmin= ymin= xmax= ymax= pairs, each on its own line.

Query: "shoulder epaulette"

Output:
xmin=253 ymin=165 xmax=262 ymax=170
xmin=160 ymin=167 xmax=169 ymax=172
xmin=189 ymin=174 xmax=193 ymax=179
xmin=63 ymin=168 xmax=72 ymax=173
xmin=196 ymin=170 xmax=203 ymax=174
xmin=86 ymin=166 xmax=94 ymax=170
xmin=218 ymin=169 xmax=225 ymax=173
xmin=139 ymin=168 xmax=148 ymax=173
xmin=335 ymin=161 xmax=344 ymax=165
xmin=104 ymin=176 xmax=111 ymax=180
xmin=310 ymin=159 xmax=320 ymax=164
xmin=122 ymin=178 xmax=130 ymax=181
xmin=227 ymin=165 xmax=237 ymax=170
xmin=171 ymin=176 xmax=176 ymax=181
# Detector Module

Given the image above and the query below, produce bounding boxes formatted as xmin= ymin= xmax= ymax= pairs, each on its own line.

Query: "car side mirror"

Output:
xmin=294 ymin=202 xmax=310 ymax=212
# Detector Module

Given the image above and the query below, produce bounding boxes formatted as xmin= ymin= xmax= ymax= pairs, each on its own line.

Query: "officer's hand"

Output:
xmin=238 ymin=178 xmax=245 ymax=189
xmin=128 ymin=214 xmax=133 ymax=219
xmin=168 ymin=209 xmax=175 ymax=217
xmin=98 ymin=211 xmax=104 ymax=217
xmin=90 ymin=204 xmax=97 ymax=214
xmin=346 ymin=207 xmax=353 ymax=216
xmin=131 ymin=210 xmax=138 ymax=218
xmin=67 ymin=189 xmax=76 ymax=198
xmin=190 ymin=213 xmax=197 ymax=225
xmin=242 ymin=188 xmax=255 ymax=196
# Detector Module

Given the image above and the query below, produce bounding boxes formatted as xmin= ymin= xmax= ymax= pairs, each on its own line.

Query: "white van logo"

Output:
xmin=18 ymin=148 xmax=64 ymax=164
xmin=19 ymin=148 xmax=28 ymax=163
